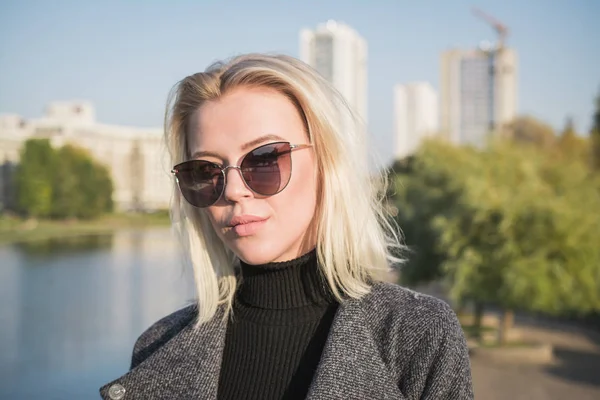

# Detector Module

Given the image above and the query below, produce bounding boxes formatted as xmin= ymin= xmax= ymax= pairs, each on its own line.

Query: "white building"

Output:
xmin=300 ymin=20 xmax=368 ymax=132
xmin=394 ymin=82 xmax=439 ymax=160
xmin=0 ymin=101 xmax=172 ymax=212
xmin=440 ymin=47 xmax=518 ymax=147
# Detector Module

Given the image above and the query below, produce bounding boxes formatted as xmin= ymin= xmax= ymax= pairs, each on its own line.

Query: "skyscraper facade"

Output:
xmin=300 ymin=20 xmax=368 ymax=130
xmin=394 ymin=82 xmax=439 ymax=160
xmin=440 ymin=47 xmax=517 ymax=147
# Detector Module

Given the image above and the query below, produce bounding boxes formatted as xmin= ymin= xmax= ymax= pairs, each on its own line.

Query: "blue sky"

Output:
xmin=1 ymin=0 xmax=598 ymax=164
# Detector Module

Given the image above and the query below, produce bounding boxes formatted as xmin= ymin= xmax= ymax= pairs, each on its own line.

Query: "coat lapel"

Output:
xmin=306 ymin=298 xmax=407 ymax=400
xmin=99 ymin=308 xmax=228 ymax=400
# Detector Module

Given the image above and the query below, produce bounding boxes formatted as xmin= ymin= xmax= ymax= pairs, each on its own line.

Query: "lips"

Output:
xmin=227 ymin=215 xmax=269 ymax=237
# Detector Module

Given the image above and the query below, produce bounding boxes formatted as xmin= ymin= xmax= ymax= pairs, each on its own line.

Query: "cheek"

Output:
xmin=204 ymin=208 xmax=224 ymax=234
xmin=275 ymin=159 xmax=318 ymax=217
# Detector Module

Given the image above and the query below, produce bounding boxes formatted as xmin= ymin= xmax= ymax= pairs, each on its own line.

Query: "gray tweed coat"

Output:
xmin=99 ymin=283 xmax=474 ymax=399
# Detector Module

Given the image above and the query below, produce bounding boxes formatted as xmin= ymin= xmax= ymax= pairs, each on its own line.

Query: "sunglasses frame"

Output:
xmin=171 ymin=141 xmax=312 ymax=207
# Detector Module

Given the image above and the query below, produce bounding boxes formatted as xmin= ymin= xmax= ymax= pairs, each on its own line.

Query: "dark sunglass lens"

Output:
xmin=241 ymin=143 xmax=291 ymax=195
xmin=176 ymin=161 xmax=223 ymax=207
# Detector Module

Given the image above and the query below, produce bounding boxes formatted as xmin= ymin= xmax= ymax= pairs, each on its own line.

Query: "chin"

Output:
xmin=236 ymin=253 xmax=276 ymax=266
xmin=229 ymin=239 xmax=288 ymax=265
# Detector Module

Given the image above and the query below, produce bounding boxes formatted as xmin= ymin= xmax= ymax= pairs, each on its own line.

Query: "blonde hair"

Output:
xmin=165 ymin=54 xmax=403 ymax=325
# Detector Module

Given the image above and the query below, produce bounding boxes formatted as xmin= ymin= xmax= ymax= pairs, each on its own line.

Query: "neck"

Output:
xmin=237 ymin=249 xmax=334 ymax=309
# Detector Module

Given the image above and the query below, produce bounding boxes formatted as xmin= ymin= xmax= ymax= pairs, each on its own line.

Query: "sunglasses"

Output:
xmin=171 ymin=141 xmax=312 ymax=208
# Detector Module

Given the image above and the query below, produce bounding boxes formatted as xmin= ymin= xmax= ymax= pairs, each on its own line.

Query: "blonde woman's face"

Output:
xmin=187 ymin=86 xmax=318 ymax=264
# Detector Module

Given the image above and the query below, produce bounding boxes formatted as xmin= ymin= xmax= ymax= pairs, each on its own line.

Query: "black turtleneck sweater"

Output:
xmin=217 ymin=250 xmax=339 ymax=400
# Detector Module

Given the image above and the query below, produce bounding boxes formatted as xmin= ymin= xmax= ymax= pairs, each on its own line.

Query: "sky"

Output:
xmin=1 ymin=0 xmax=599 ymax=164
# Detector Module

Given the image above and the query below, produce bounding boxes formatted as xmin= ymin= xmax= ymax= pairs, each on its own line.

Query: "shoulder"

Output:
xmin=358 ymin=282 xmax=473 ymax=398
xmin=358 ymin=282 xmax=465 ymax=356
xmin=129 ymin=303 xmax=198 ymax=369
xmin=363 ymin=282 xmax=459 ymax=326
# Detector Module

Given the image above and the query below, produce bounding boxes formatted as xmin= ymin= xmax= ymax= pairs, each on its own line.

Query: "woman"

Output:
xmin=100 ymin=54 xmax=473 ymax=400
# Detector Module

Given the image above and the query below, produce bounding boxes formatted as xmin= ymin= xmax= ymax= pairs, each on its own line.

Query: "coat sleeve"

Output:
xmin=404 ymin=303 xmax=474 ymax=399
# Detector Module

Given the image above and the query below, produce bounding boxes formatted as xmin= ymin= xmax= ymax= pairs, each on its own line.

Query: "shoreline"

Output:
xmin=0 ymin=212 xmax=172 ymax=245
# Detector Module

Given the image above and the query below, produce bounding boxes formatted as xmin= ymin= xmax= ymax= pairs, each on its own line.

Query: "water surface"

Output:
xmin=0 ymin=228 xmax=195 ymax=399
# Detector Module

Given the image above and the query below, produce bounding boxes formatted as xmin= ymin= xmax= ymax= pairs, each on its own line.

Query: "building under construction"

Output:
xmin=439 ymin=8 xmax=518 ymax=147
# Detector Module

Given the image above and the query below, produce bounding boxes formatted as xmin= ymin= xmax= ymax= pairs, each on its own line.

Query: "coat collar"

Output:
xmin=100 ymin=296 xmax=405 ymax=399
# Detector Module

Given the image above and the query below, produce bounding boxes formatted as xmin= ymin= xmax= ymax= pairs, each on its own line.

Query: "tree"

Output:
xmin=15 ymin=140 xmax=113 ymax=219
xmin=555 ymin=117 xmax=589 ymax=163
xmin=76 ymin=153 xmax=113 ymax=218
xmin=505 ymin=116 xmax=556 ymax=149
xmin=557 ymin=117 xmax=577 ymax=148
xmin=52 ymin=145 xmax=85 ymax=218
xmin=14 ymin=139 xmax=57 ymax=218
xmin=52 ymin=144 xmax=113 ymax=219
xmin=591 ymin=89 xmax=600 ymax=171
xmin=434 ymin=141 xmax=600 ymax=343
xmin=390 ymin=139 xmax=600 ymax=345
xmin=391 ymin=141 xmax=479 ymax=287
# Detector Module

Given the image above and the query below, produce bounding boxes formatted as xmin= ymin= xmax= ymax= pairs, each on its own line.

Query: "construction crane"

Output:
xmin=471 ymin=7 xmax=510 ymax=133
xmin=472 ymin=7 xmax=508 ymax=50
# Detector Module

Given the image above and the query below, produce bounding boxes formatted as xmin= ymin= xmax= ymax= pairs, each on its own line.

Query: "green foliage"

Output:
xmin=392 ymin=142 xmax=472 ymax=285
xmin=544 ymin=116 xmax=595 ymax=177
xmin=505 ymin=116 xmax=556 ymax=150
xmin=14 ymin=139 xmax=113 ymax=219
xmin=391 ymin=138 xmax=600 ymax=316
xmin=14 ymin=139 xmax=57 ymax=218
xmin=591 ymin=90 xmax=600 ymax=171
xmin=555 ymin=117 xmax=589 ymax=163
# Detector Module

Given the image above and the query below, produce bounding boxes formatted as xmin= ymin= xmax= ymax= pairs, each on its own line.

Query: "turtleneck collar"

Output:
xmin=237 ymin=249 xmax=334 ymax=310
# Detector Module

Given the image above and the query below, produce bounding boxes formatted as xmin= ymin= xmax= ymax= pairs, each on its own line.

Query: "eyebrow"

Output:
xmin=190 ymin=134 xmax=288 ymax=160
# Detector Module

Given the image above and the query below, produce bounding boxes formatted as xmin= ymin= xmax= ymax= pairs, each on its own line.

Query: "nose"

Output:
xmin=222 ymin=166 xmax=253 ymax=204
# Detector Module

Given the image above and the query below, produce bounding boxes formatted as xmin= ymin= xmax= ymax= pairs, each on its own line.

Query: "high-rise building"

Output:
xmin=299 ymin=20 xmax=368 ymax=130
xmin=394 ymin=82 xmax=439 ymax=160
xmin=440 ymin=47 xmax=517 ymax=147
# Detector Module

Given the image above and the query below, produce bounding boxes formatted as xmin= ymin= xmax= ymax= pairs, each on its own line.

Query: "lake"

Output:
xmin=0 ymin=228 xmax=196 ymax=399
